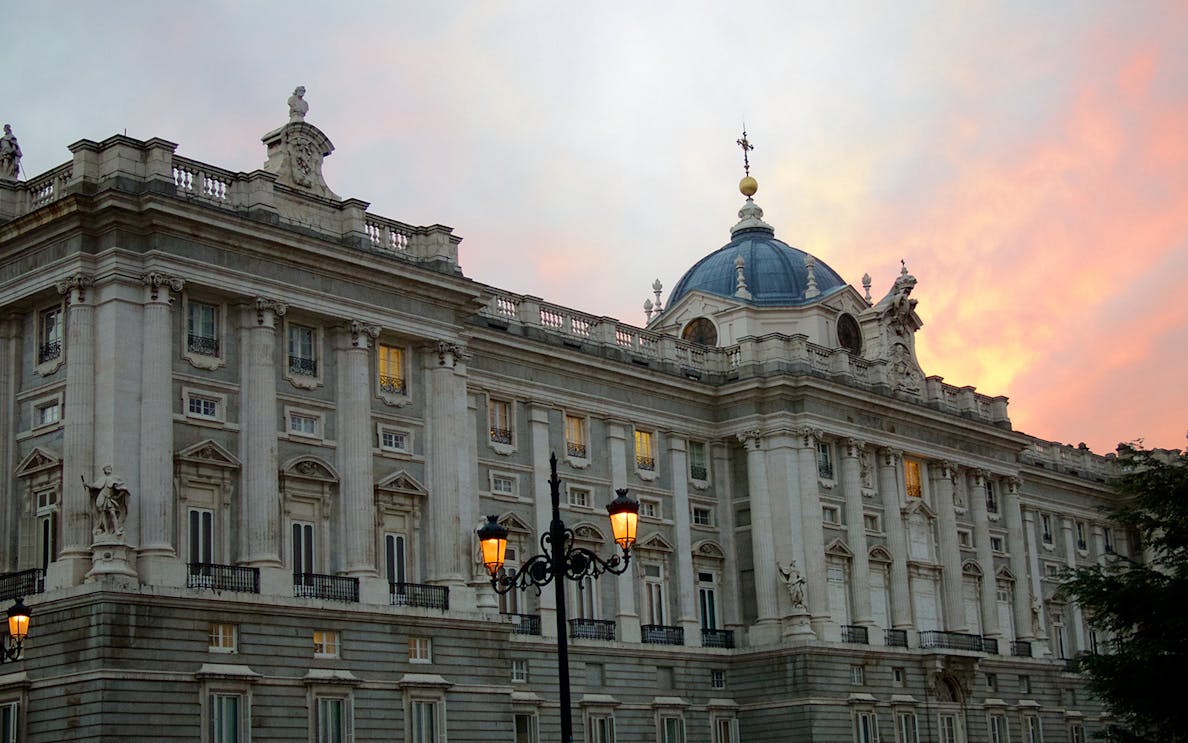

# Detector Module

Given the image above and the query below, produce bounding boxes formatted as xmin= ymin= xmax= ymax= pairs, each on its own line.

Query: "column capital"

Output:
xmin=878 ymin=447 xmax=902 ymax=466
xmin=141 ymin=272 xmax=184 ymax=301
xmin=1006 ymin=475 xmax=1023 ymax=494
xmin=253 ymin=297 xmax=287 ymax=326
xmin=932 ymin=460 xmax=958 ymax=481
xmin=968 ymin=468 xmax=987 ymax=486
xmin=57 ymin=273 xmax=95 ymax=302
xmin=737 ymin=429 xmax=763 ymax=450
xmin=429 ymin=340 xmax=467 ymax=368
xmin=843 ymin=438 xmax=865 ymax=459
xmin=665 ymin=435 xmax=688 ymax=454
xmin=345 ymin=320 xmax=380 ymax=349
xmin=792 ymin=427 xmax=822 ymax=448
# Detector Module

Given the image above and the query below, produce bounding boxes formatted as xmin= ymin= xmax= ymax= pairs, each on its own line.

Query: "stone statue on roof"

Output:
xmin=0 ymin=124 xmax=21 ymax=181
xmin=288 ymin=86 xmax=309 ymax=122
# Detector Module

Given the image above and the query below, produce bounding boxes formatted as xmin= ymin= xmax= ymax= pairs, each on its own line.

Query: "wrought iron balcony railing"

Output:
xmin=885 ymin=629 xmax=909 ymax=648
xmin=689 ymin=464 xmax=708 ymax=481
xmin=187 ymin=333 xmax=219 ymax=356
xmin=566 ymin=442 xmax=588 ymax=458
xmin=187 ymin=563 xmax=260 ymax=593
xmin=505 ymin=613 xmax=542 ymax=636
xmin=1011 ymin=640 xmax=1033 ymax=657
xmin=842 ymin=625 xmax=869 ymax=644
xmin=918 ymin=630 xmax=985 ymax=652
xmin=636 ymin=455 xmax=655 ymax=471
xmin=390 ymin=582 xmax=449 ymax=610
xmin=701 ymin=628 xmax=734 ymax=648
xmin=378 ymin=374 xmax=405 ymax=394
xmin=641 ymin=624 xmax=685 ymax=645
xmin=981 ymin=637 xmax=1000 ymax=654
xmin=288 ymin=356 xmax=318 ymax=376
xmin=38 ymin=340 xmax=62 ymax=364
xmin=489 ymin=427 xmax=512 ymax=445
xmin=0 ymin=569 xmax=44 ymax=602
xmin=569 ymin=618 xmax=615 ymax=641
xmin=293 ymin=572 xmax=359 ymax=602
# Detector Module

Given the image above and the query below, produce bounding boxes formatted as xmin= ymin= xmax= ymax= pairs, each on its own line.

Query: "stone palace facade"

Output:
xmin=0 ymin=99 xmax=1122 ymax=742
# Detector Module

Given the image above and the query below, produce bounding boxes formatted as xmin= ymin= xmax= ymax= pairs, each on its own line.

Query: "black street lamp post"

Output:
xmin=478 ymin=453 xmax=639 ymax=743
xmin=0 ymin=598 xmax=31 ymax=664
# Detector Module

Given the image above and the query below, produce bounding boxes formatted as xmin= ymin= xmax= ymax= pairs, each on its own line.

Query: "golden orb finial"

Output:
xmin=739 ymin=176 xmax=758 ymax=197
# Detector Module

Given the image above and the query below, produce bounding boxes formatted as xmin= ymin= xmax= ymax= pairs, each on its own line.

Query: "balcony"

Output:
xmin=378 ymin=374 xmax=405 ymax=394
xmin=38 ymin=340 xmax=61 ymax=364
xmin=841 ymin=625 xmax=870 ymax=645
xmin=689 ymin=464 xmax=707 ymax=481
xmin=504 ymin=613 xmax=541 ymax=636
xmin=981 ymin=637 xmax=1000 ymax=654
xmin=489 ymin=427 xmax=512 ymax=445
xmin=390 ymin=582 xmax=449 ymax=610
xmin=569 ymin=618 xmax=615 ymax=641
xmin=187 ymin=333 xmax=219 ymax=356
xmin=293 ymin=572 xmax=359 ymax=602
xmin=885 ymin=629 xmax=909 ymax=648
xmin=0 ymin=569 xmax=44 ymax=602
xmin=642 ymin=624 xmax=685 ymax=645
xmin=187 ymin=563 xmax=260 ymax=593
xmin=288 ymin=356 xmax=318 ymax=376
xmin=701 ymin=628 xmax=734 ymax=648
xmin=1011 ymin=640 xmax=1033 ymax=658
xmin=566 ymin=442 xmax=588 ymax=458
xmin=919 ymin=631 xmax=985 ymax=652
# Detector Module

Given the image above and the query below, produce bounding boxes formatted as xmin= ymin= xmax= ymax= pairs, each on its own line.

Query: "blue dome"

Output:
xmin=667 ymin=224 xmax=848 ymax=308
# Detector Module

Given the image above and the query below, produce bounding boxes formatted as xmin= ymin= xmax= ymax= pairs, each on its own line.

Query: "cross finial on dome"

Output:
xmin=737 ymin=127 xmax=754 ymax=177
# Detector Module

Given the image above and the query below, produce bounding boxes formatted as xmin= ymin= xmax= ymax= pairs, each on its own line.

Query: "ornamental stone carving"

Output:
xmin=736 ymin=430 xmax=763 ymax=450
xmin=348 ymin=320 xmax=380 ymax=348
xmin=84 ymin=465 xmax=130 ymax=540
xmin=56 ymin=273 xmax=95 ymax=302
xmin=254 ymin=298 xmax=288 ymax=325
xmin=142 ymin=273 xmax=184 ymax=301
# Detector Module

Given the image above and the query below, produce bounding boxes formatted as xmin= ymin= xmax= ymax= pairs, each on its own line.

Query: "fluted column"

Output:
xmin=795 ymin=429 xmax=828 ymax=637
xmin=1061 ymin=517 xmax=1085 ymax=653
xmin=426 ymin=341 xmax=467 ymax=587
xmin=667 ymin=436 xmax=699 ymax=643
xmin=1023 ymin=507 xmax=1049 ymax=648
xmin=528 ymin=403 xmax=557 ymax=638
xmin=712 ymin=440 xmax=742 ymax=630
xmin=969 ymin=470 xmax=999 ymax=639
xmin=739 ymin=431 xmax=779 ymax=633
xmin=1091 ymin=525 xmax=1106 ymax=567
xmin=138 ymin=274 xmax=184 ymax=568
xmin=1005 ymin=478 xmax=1033 ymax=640
xmin=877 ymin=448 xmax=913 ymax=630
xmin=240 ymin=299 xmax=285 ymax=567
xmin=0 ymin=319 xmax=17 ymax=572
xmin=336 ymin=321 xmax=379 ymax=576
xmin=933 ymin=462 xmax=966 ymax=632
xmin=841 ymin=439 xmax=873 ymax=626
xmin=607 ymin=421 xmax=639 ymax=642
xmin=54 ymin=275 xmax=96 ymax=586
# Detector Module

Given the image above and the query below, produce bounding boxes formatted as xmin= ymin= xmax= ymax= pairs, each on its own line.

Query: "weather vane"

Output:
xmin=736 ymin=128 xmax=754 ymax=176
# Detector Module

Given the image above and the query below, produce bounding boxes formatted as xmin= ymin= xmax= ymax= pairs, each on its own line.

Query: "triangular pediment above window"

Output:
xmin=868 ymin=545 xmax=893 ymax=563
xmin=693 ymin=539 xmax=725 ymax=559
xmin=281 ymin=456 xmax=339 ymax=482
xmin=901 ymin=499 xmax=936 ymax=520
xmin=995 ymin=565 xmax=1015 ymax=581
xmin=497 ymin=512 xmax=533 ymax=534
xmin=16 ymin=447 xmax=60 ymax=477
xmin=176 ymin=439 xmax=241 ymax=469
xmin=375 ymin=470 xmax=427 ymax=496
xmin=634 ymin=532 xmax=674 ymax=553
xmin=825 ymin=538 xmax=853 ymax=558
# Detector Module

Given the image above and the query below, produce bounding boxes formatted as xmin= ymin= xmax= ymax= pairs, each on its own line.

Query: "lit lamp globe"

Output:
xmin=7 ymin=599 xmax=30 ymax=642
xmin=606 ymin=489 xmax=640 ymax=550
xmin=476 ymin=515 xmax=509 ymax=576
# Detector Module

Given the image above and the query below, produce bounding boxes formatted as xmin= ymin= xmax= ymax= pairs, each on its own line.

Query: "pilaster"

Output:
xmin=932 ymin=461 xmax=965 ymax=632
xmin=606 ymin=420 xmax=640 ymax=643
xmin=876 ymin=448 xmax=913 ymax=630
xmin=841 ymin=439 xmax=872 ymax=626
xmin=1005 ymin=478 xmax=1033 ymax=641
xmin=969 ymin=470 xmax=999 ymax=639
xmin=1022 ymin=506 xmax=1049 ymax=653
xmin=336 ymin=321 xmax=379 ymax=578
xmin=666 ymin=435 xmax=699 ymax=645
xmin=240 ymin=298 xmax=285 ymax=568
xmin=425 ymin=341 xmax=468 ymax=591
xmin=1061 ymin=517 xmax=1085 ymax=653
xmin=739 ymin=430 xmax=779 ymax=643
xmin=528 ymin=403 xmax=557 ymax=638
xmin=794 ymin=429 xmax=828 ymax=638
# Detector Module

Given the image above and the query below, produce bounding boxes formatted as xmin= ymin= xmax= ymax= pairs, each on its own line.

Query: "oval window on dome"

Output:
xmin=681 ymin=317 xmax=718 ymax=346
xmin=837 ymin=313 xmax=862 ymax=354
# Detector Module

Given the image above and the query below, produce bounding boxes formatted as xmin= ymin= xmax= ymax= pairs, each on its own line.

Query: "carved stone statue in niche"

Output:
xmin=84 ymin=464 xmax=130 ymax=539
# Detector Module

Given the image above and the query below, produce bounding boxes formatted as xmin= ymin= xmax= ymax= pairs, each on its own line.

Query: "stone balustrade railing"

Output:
xmin=1020 ymin=438 xmax=1114 ymax=478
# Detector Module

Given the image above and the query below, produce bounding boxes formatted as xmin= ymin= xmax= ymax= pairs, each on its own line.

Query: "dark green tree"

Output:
xmin=1059 ymin=444 xmax=1188 ymax=743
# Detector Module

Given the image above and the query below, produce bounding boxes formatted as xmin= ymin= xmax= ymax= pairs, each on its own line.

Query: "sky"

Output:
xmin=8 ymin=1 xmax=1186 ymax=455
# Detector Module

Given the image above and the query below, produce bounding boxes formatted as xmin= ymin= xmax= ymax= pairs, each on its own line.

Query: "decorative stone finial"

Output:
xmin=0 ymin=124 xmax=22 ymax=181
xmin=805 ymin=256 xmax=819 ymax=299
xmin=734 ymin=254 xmax=752 ymax=300
xmin=862 ymin=273 xmax=872 ymax=304
xmin=652 ymin=279 xmax=664 ymax=313
xmin=643 ymin=298 xmax=654 ymax=322
xmin=288 ymin=86 xmax=309 ymax=122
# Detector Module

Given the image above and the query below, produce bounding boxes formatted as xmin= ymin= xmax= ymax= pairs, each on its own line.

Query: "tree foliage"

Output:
xmin=1059 ymin=444 xmax=1188 ymax=743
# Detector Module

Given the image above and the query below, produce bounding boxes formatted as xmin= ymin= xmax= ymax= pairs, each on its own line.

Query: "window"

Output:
xmin=1040 ymin=514 xmax=1053 ymax=544
xmin=568 ymin=487 xmax=591 ymax=509
xmin=38 ymin=511 xmax=58 ymax=570
xmin=377 ymin=344 xmax=405 ymax=394
xmin=853 ymin=710 xmax=878 ymax=743
xmin=410 ymin=699 xmax=440 ymax=743
xmin=38 ymin=306 xmax=63 ymax=364
xmin=379 ymin=425 xmax=410 ymax=453
xmin=0 ymin=701 xmax=17 ymax=743
xmin=904 ymin=459 xmax=923 ymax=498
xmin=688 ymin=441 xmax=708 ymax=481
xmin=850 ymin=665 xmax=865 ymax=685
xmin=991 ymin=535 xmax=1006 ymax=553
xmin=822 ymin=505 xmax=841 ymax=524
xmin=570 ymin=575 xmax=598 ymax=620
xmin=710 ymin=669 xmax=726 ymax=689
xmin=209 ymin=692 xmax=244 ymax=743
xmin=409 ymin=636 xmax=432 ymax=663
xmin=635 ymin=429 xmax=656 ymax=472
xmin=1023 ymin=714 xmax=1042 ymax=743
xmin=566 ymin=414 xmax=588 ymax=458
xmin=315 ymin=696 xmax=349 ymax=743
xmin=287 ymin=323 xmax=318 ymax=376
xmin=489 ymin=398 xmax=512 ymax=445
xmin=985 ymin=480 xmax=999 ymax=514
xmin=588 ymin=713 xmax=615 ymax=743
xmin=643 ymin=564 xmax=666 ymax=625
xmin=385 ymin=533 xmax=407 ymax=585
xmin=996 ymin=583 xmax=1011 ymax=603
xmin=511 ymin=658 xmax=529 ymax=683
xmin=292 ymin=521 xmax=315 ymax=574
xmin=1043 ymin=563 xmax=1060 ymax=579
xmin=188 ymin=394 xmax=220 ymax=420
xmin=712 ymin=717 xmax=739 ymax=743
xmin=209 ymin=623 xmax=237 ymax=653
xmin=1075 ymin=522 xmax=1087 ymax=551
xmin=190 ymin=508 xmax=215 ymax=565
xmin=692 ymin=507 xmax=713 ymax=526
xmin=698 ymin=572 xmax=720 ymax=631
xmin=1018 ymin=675 xmax=1031 ymax=694
xmin=515 ymin=713 xmax=538 ymax=743
xmin=34 ymin=398 xmax=61 ymax=427
xmin=660 ymin=716 xmax=685 ymax=743
xmin=491 ymin=473 xmax=516 ymax=497
xmin=817 ymin=441 xmax=834 ymax=479
xmin=864 ymin=513 xmax=881 ymax=533
xmin=187 ymin=300 xmax=220 ymax=357
xmin=985 ymin=673 xmax=997 ymax=691
xmin=892 ymin=667 xmax=905 ymax=687
xmin=1068 ymin=723 xmax=1085 ymax=743
xmin=288 ymin=411 xmax=320 ymax=437
xmin=313 ymin=630 xmax=339 ymax=658
xmin=1103 ymin=527 xmax=1114 ymax=553
xmin=957 ymin=529 xmax=973 ymax=548
xmin=897 ymin=711 xmax=920 ymax=743
xmin=939 ymin=714 xmax=960 ymax=743
xmin=640 ymin=498 xmax=660 ymax=519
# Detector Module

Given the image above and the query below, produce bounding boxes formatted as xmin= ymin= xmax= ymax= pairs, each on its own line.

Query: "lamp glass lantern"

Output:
xmin=477 ymin=515 xmax=509 ymax=576
xmin=6 ymin=599 xmax=30 ymax=643
xmin=606 ymin=489 xmax=639 ymax=550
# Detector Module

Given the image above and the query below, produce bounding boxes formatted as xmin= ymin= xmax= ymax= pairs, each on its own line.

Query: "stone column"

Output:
xmin=1091 ymin=525 xmax=1106 ymax=567
xmin=607 ymin=421 xmax=639 ymax=642
xmin=841 ymin=439 xmax=872 ymax=627
xmin=137 ymin=274 xmax=184 ymax=583
xmin=0 ymin=320 xmax=17 ymax=572
xmin=425 ymin=342 xmax=468 ymax=590
xmin=877 ymin=449 xmax=913 ymax=630
xmin=1005 ymin=478 xmax=1033 ymax=640
xmin=933 ymin=462 xmax=966 ymax=632
xmin=794 ymin=429 xmax=828 ymax=638
xmin=1022 ymin=507 xmax=1049 ymax=652
xmin=240 ymin=299 xmax=285 ymax=568
xmin=712 ymin=440 xmax=742 ymax=631
xmin=1061 ymin=517 xmax=1085 ymax=653
xmin=528 ymin=403 xmax=557 ymax=638
xmin=50 ymin=274 xmax=96 ymax=588
xmin=666 ymin=436 xmax=699 ymax=644
xmin=969 ymin=471 xmax=999 ymax=639
xmin=739 ymin=431 xmax=780 ymax=642
xmin=335 ymin=321 xmax=379 ymax=578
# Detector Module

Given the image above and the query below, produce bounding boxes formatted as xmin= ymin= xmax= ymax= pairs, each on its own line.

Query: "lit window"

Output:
xmin=817 ymin=441 xmax=834 ymax=479
xmin=313 ymin=630 xmax=339 ymax=658
xmin=187 ymin=300 xmax=219 ymax=357
xmin=188 ymin=395 xmax=219 ymax=419
xmin=378 ymin=344 xmax=405 ymax=394
xmin=287 ymin=323 xmax=318 ymax=376
xmin=904 ymin=459 xmax=922 ymax=498
xmin=567 ymin=487 xmax=590 ymax=509
xmin=38 ymin=306 xmax=63 ymax=364
xmin=688 ymin=441 xmax=708 ymax=481
xmin=315 ymin=696 xmax=350 ymax=743
xmin=511 ymin=658 xmax=528 ymax=683
xmin=634 ymin=429 xmax=655 ymax=471
xmin=491 ymin=474 xmax=516 ymax=497
xmin=711 ymin=669 xmax=726 ymax=689
xmin=409 ymin=636 xmax=432 ymax=663
xmin=209 ymin=692 xmax=244 ymax=743
xmin=692 ymin=507 xmax=712 ymax=526
xmin=488 ymin=399 xmax=512 ymax=445
xmin=565 ymin=414 xmax=587 ymax=458
xmin=379 ymin=426 xmax=409 ymax=453
xmin=209 ymin=623 xmax=237 ymax=653
xmin=289 ymin=412 xmax=319 ymax=437
xmin=34 ymin=399 xmax=61 ymax=427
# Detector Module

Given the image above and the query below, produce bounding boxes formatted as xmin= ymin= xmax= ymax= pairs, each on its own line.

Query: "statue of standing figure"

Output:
xmin=778 ymin=559 xmax=807 ymax=608
xmin=0 ymin=124 xmax=21 ymax=181
xmin=84 ymin=465 xmax=130 ymax=539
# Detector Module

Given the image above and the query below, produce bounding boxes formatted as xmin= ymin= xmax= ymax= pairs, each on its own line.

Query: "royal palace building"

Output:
xmin=0 ymin=98 xmax=1124 ymax=742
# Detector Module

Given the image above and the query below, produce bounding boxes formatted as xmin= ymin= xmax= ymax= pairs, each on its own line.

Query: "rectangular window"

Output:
xmin=692 ymin=507 xmax=713 ymax=526
xmin=661 ymin=716 xmax=685 ymax=743
xmin=189 ymin=508 xmax=215 ymax=565
xmin=38 ymin=306 xmax=63 ymax=363
xmin=1076 ymin=522 xmax=1087 ymax=551
xmin=1019 ymin=675 xmax=1031 ymax=694
xmin=940 ymin=714 xmax=959 ymax=743
xmin=491 ymin=474 xmax=516 ymax=497
xmin=863 ymin=513 xmax=881 ymax=533
xmin=1103 ymin=527 xmax=1114 ymax=553
xmin=377 ymin=344 xmax=405 ymax=394
xmin=904 ymin=459 xmax=923 ymax=497
xmin=210 ymin=693 xmax=242 ymax=743
xmin=385 ymin=533 xmax=407 ymax=585
xmin=511 ymin=658 xmax=529 ymax=683
xmin=817 ymin=441 xmax=834 ymax=479
xmin=565 ymin=414 xmax=588 ymax=458
xmin=0 ymin=701 xmax=17 ymax=743
xmin=640 ymin=498 xmax=659 ymax=519
xmin=292 ymin=521 xmax=315 ymax=574
xmin=409 ymin=636 xmax=432 ymax=663
xmin=209 ymin=622 xmax=237 ymax=653
xmin=315 ymin=697 xmax=348 ymax=743
xmin=710 ymin=669 xmax=726 ymax=690
xmin=644 ymin=564 xmax=666 ymax=625
xmin=188 ymin=394 xmax=220 ymax=419
xmin=892 ymin=667 xmax=905 ymax=687
xmin=287 ymin=323 xmax=317 ymax=376
xmin=854 ymin=710 xmax=878 ymax=743
xmin=379 ymin=426 xmax=409 ymax=453
xmin=1041 ymin=514 xmax=1053 ymax=544
xmin=822 ymin=505 xmax=840 ymax=524
xmin=898 ymin=712 xmax=920 ymax=743
xmin=288 ymin=412 xmax=319 ymax=437
xmin=489 ymin=399 xmax=512 ymax=444
xmin=588 ymin=714 xmax=615 ymax=743
xmin=985 ymin=672 xmax=997 ymax=691
xmin=187 ymin=300 xmax=220 ymax=357
xmin=713 ymin=717 xmax=739 ymax=743
xmin=688 ymin=441 xmax=708 ymax=481
xmin=1024 ymin=714 xmax=1042 ymax=743
xmin=313 ymin=630 xmax=339 ymax=658
xmin=411 ymin=700 xmax=438 ymax=743
xmin=34 ymin=399 xmax=61 ymax=427
xmin=850 ymin=665 xmax=865 ymax=685
xmin=698 ymin=572 xmax=719 ymax=630
xmin=957 ymin=529 xmax=973 ymax=548
xmin=985 ymin=480 xmax=999 ymax=514
xmin=1069 ymin=723 xmax=1085 ymax=743
xmin=991 ymin=536 xmax=1006 ymax=553
xmin=38 ymin=512 xmax=58 ymax=570
xmin=635 ymin=429 xmax=655 ymax=471
xmin=514 ymin=712 xmax=538 ymax=743
xmin=568 ymin=487 xmax=591 ymax=509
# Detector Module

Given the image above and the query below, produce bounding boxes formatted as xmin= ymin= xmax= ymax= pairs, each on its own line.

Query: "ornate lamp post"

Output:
xmin=1 ymin=599 xmax=31 ymax=663
xmin=478 ymin=453 xmax=639 ymax=743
